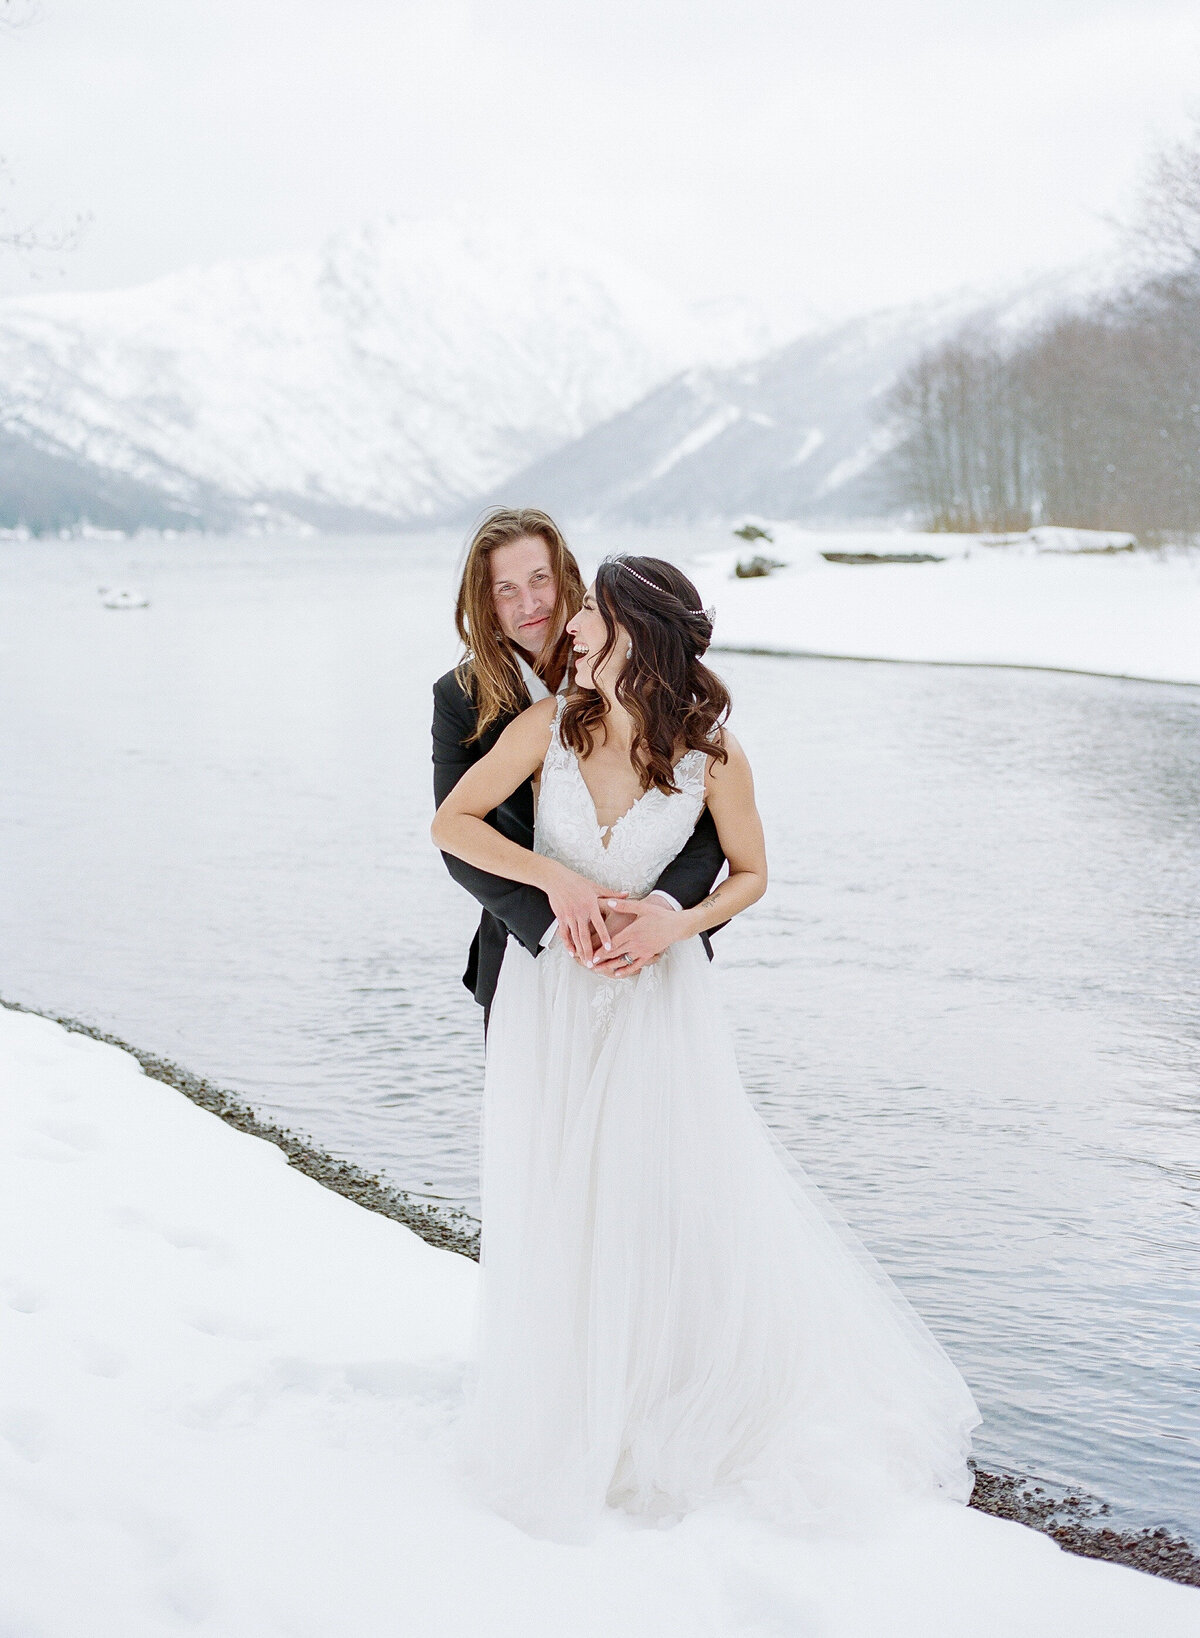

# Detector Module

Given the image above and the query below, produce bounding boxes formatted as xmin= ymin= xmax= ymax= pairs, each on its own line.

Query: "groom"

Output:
xmin=432 ymin=506 xmax=727 ymax=1030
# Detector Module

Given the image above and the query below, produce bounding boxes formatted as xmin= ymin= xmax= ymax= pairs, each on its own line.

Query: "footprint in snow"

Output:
xmin=6 ymin=1285 xmax=47 ymax=1314
xmin=185 ymin=1310 xmax=277 ymax=1343
xmin=28 ymin=1116 xmax=105 ymax=1153
xmin=1 ymin=1407 xmax=53 ymax=1463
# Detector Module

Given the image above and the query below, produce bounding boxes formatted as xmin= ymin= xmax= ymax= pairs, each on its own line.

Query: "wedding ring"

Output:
xmin=622 ymin=953 xmax=633 ymax=965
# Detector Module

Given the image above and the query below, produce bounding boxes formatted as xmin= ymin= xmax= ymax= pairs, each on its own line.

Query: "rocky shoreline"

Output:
xmin=4 ymin=994 xmax=1197 ymax=1590
xmin=968 ymin=1468 xmax=1200 ymax=1588
xmin=0 ymin=995 xmax=480 ymax=1261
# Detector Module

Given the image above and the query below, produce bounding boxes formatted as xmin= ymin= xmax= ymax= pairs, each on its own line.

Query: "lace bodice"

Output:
xmin=534 ymin=696 xmax=709 ymax=898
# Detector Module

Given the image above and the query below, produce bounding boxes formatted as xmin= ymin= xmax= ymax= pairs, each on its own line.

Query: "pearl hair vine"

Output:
xmin=615 ymin=560 xmax=715 ymax=626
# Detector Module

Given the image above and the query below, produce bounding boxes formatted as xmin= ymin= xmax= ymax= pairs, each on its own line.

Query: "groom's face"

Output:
xmin=489 ymin=536 xmax=561 ymax=658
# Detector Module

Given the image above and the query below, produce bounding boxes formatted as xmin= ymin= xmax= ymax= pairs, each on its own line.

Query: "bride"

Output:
xmin=431 ymin=553 xmax=981 ymax=1543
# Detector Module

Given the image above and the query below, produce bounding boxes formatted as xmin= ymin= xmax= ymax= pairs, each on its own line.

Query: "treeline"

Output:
xmin=884 ymin=126 xmax=1200 ymax=537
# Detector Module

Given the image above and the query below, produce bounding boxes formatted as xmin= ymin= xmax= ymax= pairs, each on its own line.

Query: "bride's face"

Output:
xmin=566 ymin=584 xmax=627 ymax=695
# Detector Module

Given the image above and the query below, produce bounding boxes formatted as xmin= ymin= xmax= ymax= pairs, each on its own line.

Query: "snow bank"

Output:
xmin=697 ymin=531 xmax=1200 ymax=686
xmin=2 ymin=1004 xmax=1197 ymax=1637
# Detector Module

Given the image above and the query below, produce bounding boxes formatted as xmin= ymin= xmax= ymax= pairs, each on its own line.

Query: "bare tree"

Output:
xmin=884 ymin=118 xmax=1200 ymax=538
xmin=884 ymin=326 xmax=1034 ymax=532
xmin=1124 ymin=113 xmax=1200 ymax=278
xmin=0 ymin=0 xmax=87 ymax=257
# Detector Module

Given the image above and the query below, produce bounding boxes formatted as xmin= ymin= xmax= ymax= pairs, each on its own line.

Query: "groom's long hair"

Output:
xmin=454 ymin=508 xmax=585 ymax=741
xmin=562 ymin=555 xmax=731 ymax=796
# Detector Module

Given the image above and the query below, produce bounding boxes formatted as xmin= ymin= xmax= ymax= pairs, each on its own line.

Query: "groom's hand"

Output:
xmin=544 ymin=864 xmax=629 ymax=966
xmin=570 ymin=904 xmax=658 ymax=971
xmin=591 ymin=896 xmax=678 ymax=977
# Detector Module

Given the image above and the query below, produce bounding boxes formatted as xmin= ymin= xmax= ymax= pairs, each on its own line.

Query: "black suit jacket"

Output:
xmin=432 ymin=667 xmax=728 ymax=1011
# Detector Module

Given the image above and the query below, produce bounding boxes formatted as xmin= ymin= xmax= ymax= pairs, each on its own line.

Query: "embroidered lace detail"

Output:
xmin=535 ymin=696 xmax=708 ymax=900
xmin=590 ymin=982 xmax=616 ymax=1031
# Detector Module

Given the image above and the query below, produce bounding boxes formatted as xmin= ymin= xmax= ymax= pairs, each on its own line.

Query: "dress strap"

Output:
xmin=541 ymin=691 xmax=573 ymax=775
xmin=675 ymin=745 xmax=709 ymax=800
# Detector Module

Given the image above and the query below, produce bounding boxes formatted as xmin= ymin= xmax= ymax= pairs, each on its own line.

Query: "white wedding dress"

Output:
xmin=462 ymin=698 xmax=981 ymax=1542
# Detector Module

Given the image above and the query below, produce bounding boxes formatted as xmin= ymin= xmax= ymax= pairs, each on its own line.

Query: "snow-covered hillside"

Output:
xmin=0 ymin=242 xmax=1121 ymax=534
xmin=0 ymin=217 xmax=761 ymax=531
xmin=489 ymin=266 xmax=1119 ymax=526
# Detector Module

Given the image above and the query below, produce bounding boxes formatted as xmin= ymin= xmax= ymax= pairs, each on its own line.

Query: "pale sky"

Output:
xmin=1 ymin=0 xmax=1198 ymax=332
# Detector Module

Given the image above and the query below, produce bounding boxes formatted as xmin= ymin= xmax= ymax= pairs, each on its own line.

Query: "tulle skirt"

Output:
xmin=459 ymin=934 xmax=981 ymax=1543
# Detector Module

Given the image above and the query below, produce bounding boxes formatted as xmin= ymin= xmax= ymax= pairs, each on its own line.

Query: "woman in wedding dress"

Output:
xmin=432 ymin=554 xmax=981 ymax=1543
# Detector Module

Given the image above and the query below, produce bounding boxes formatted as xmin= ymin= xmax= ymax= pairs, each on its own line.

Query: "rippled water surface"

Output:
xmin=2 ymin=531 xmax=1198 ymax=1537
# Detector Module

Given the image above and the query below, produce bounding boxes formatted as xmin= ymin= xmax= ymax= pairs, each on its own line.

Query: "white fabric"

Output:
xmin=461 ymin=698 xmax=982 ymax=1544
xmin=514 ymin=650 xmax=552 ymax=702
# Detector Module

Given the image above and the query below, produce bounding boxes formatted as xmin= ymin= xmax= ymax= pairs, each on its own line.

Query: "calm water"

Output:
xmin=2 ymin=531 xmax=1198 ymax=1537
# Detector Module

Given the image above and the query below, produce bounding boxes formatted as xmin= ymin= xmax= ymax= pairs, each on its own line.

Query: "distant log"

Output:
xmin=820 ymin=551 xmax=945 ymax=564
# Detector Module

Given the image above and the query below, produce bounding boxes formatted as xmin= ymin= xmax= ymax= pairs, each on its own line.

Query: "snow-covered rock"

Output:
xmin=2 ymin=1001 xmax=1199 ymax=1636
xmin=99 ymin=587 xmax=150 ymax=610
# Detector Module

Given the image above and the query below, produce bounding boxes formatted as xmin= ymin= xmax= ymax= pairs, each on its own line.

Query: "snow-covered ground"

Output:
xmin=693 ymin=530 xmax=1200 ymax=687
xmin=3 ymin=1003 xmax=1197 ymax=1638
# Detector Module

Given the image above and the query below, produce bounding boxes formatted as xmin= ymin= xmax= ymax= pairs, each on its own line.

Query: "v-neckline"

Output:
xmin=570 ymin=751 xmax=652 ymax=851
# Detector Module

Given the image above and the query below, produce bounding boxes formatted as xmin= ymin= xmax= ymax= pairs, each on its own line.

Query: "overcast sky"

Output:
xmin=1 ymin=0 xmax=1198 ymax=331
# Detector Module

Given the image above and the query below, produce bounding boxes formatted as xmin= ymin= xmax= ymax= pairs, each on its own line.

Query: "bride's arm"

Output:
xmin=685 ymin=734 xmax=767 ymax=933
xmin=431 ymin=698 xmax=624 ymax=961
xmin=594 ymin=731 xmax=766 ymax=970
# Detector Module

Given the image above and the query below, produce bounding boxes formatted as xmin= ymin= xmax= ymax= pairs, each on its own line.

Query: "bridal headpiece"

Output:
xmin=618 ymin=560 xmax=715 ymax=626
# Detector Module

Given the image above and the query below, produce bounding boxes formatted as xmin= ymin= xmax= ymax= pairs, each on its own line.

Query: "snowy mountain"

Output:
xmin=481 ymin=266 xmax=1118 ymax=526
xmin=0 ymin=217 xmax=763 ymax=532
xmin=0 ymin=232 xmax=1115 ymax=534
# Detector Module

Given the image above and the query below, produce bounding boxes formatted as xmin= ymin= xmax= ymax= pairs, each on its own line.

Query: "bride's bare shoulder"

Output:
xmin=521 ymin=695 xmax=560 ymax=725
xmin=703 ymin=727 xmax=752 ymax=791
xmin=502 ymin=694 xmax=559 ymax=749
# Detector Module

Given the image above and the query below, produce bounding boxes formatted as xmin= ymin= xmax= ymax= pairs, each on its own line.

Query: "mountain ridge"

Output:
xmin=0 ymin=215 xmax=761 ymax=532
xmin=0 ymin=232 xmax=1113 ymax=534
xmin=473 ymin=263 xmax=1120 ymax=527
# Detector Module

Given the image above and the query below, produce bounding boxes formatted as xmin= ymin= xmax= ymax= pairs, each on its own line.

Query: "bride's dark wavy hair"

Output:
xmin=561 ymin=555 xmax=731 ymax=795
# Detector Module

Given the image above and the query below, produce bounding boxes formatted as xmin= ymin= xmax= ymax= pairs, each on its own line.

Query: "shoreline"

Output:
xmin=0 ymin=994 xmax=480 ymax=1263
xmin=711 ymin=643 xmax=1200 ymax=691
xmin=4 ymin=993 xmax=1197 ymax=1590
xmin=691 ymin=532 xmax=1200 ymax=692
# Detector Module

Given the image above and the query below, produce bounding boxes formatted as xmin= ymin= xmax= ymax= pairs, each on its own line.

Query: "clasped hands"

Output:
xmin=546 ymin=868 xmax=682 ymax=978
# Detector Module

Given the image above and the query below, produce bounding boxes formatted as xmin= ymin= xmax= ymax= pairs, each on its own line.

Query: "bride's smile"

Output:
xmin=564 ymin=592 xmax=617 ymax=693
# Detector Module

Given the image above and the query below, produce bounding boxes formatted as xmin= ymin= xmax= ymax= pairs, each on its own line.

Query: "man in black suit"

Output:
xmin=432 ymin=507 xmax=726 ymax=1031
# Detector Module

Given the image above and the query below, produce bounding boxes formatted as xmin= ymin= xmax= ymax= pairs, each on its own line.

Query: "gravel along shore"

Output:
xmin=5 ymin=995 xmax=1196 ymax=1590
xmin=0 ymin=996 xmax=479 ymax=1261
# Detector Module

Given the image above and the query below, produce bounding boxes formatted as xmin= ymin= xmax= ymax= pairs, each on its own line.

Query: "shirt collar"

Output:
xmin=515 ymin=650 xmax=551 ymax=702
xmin=514 ymin=650 xmax=568 ymax=702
